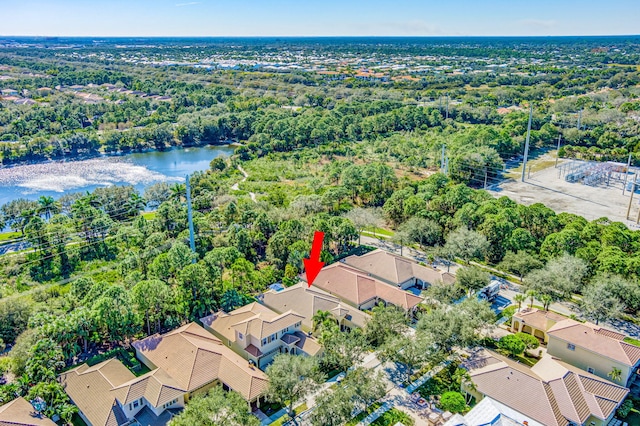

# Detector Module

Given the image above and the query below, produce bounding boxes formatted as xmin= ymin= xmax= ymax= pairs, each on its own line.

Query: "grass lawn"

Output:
xmin=0 ymin=231 xmax=20 ymax=243
xmin=372 ymin=408 xmax=415 ymax=426
xmin=141 ymin=211 xmax=157 ymax=220
xmin=515 ymin=353 xmax=539 ymax=367
xmin=270 ymin=403 xmax=308 ymax=426
xmin=624 ymin=337 xmax=640 ymax=347
xmin=346 ymin=402 xmax=382 ymax=426
xmin=365 ymin=227 xmax=395 ymax=237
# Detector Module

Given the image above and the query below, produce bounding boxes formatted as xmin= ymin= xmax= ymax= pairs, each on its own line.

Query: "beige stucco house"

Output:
xmin=462 ymin=350 xmax=629 ymax=426
xmin=262 ymin=282 xmax=370 ymax=332
xmin=511 ymin=307 xmax=567 ymax=343
xmin=342 ymin=249 xmax=456 ymax=290
xmin=132 ymin=322 xmax=268 ymax=405
xmin=0 ymin=397 xmax=57 ymax=426
xmin=201 ymin=302 xmax=322 ymax=369
xmin=60 ymin=359 xmax=185 ymax=426
xmin=547 ymin=318 xmax=640 ymax=387
xmin=306 ymin=263 xmax=423 ymax=312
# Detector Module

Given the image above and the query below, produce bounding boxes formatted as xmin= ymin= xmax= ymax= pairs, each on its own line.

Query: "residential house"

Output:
xmin=444 ymin=396 xmax=545 ymax=426
xmin=36 ymin=87 xmax=53 ymax=96
xmin=201 ymin=302 xmax=322 ymax=369
xmin=462 ymin=350 xmax=629 ymax=426
xmin=547 ymin=318 xmax=640 ymax=386
xmin=262 ymin=282 xmax=370 ymax=332
xmin=132 ymin=322 xmax=268 ymax=406
xmin=0 ymin=88 xmax=18 ymax=96
xmin=307 ymin=263 xmax=423 ymax=312
xmin=0 ymin=397 xmax=57 ymax=426
xmin=342 ymin=249 xmax=455 ymax=290
xmin=59 ymin=359 xmax=185 ymax=426
xmin=511 ymin=308 xmax=567 ymax=343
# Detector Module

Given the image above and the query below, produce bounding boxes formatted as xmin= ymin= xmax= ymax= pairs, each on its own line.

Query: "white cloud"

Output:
xmin=176 ymin=2 xmax=202 ymax=7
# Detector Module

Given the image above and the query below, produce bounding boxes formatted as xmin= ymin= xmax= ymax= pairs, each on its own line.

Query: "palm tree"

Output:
xmin=526 ymin=290 xmax=537 ymax=308
xmin=37 ymin=196 xmax=59 ymax=220
xmin=126 ymin=193 xmax=146 ymax=215
xmin=170 ymin=183 xmax=186 ymax=203
xmin=514 ymin=293 xmax=526 ymax=311
xmin=608 ymin=367 xmax=622 ymax=383
xmin=311 ymin=310 xmax=336 ymax=333
xmin=540 ymin=294 xmax=553 ymax=311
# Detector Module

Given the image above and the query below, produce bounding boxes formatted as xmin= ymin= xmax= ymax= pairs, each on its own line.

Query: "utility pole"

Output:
xmin=623 ymin=153 xmax=632 ymax=196
xmin=484 ymin=168 xmax=488 ymax=189
xmin=555 ymin=134 xmax=562 ymax=168
xmin=445 ymin=157 xmax=449 ymax=176
xmin=521 ymin=105 xmax=533 ymax=182
xmin=445 ymin=94 xmax=449 ymax=120
xmin=577 ymin=109 xmax=582 ymax=130
xmin=441 ymin=145 xmax=446 ymax=172
xmin=185 ymin=174 xmax=196 ymax=258
xmin=626 ymin=173 xmax=637 ymax=220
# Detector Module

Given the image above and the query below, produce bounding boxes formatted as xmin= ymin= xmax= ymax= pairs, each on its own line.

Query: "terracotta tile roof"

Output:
xmin=132 ymin=322 xmax=268 ymax=401
xmin=548 ymin=319 xmax=640 ymax=367
xmin=343 ymin=249 xmax=450 ymax=287
xmin=110 ymin=368 xmax=184 ymax=408
xmin=308 ymin=263 xmax=422 ymax=310
xmin=59 ymin=359 xmax=134 ymax=426
xmin=202 ymin=302 xmax=304 ymax=343
xmin=466 ymin=351 xmax=628 ymax=426
xmin=513 ymin=308 xmax=567 ymax=331
xmin=0 ymin=397 xmax=56 ymax=426
xmin=262 ymin=282 xmax=369 ymax=329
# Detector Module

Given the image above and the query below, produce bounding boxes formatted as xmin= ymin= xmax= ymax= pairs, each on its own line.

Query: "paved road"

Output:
xmin=360 ymin=234 xmax=640 ymax=337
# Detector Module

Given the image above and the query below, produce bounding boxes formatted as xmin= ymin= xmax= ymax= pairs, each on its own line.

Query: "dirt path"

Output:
xmin=231 ymin=165 xmax=257 ymax=202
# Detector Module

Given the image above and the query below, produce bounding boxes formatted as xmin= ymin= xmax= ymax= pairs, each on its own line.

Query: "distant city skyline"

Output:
xmin=1 ymin=0 xmax=639 ymax=37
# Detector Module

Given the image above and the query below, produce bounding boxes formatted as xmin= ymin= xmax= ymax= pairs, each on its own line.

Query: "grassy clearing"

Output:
xmin=0 ymin=231 xmax=20 ymax=243
xmin=141 ymin=211 xmax=157 ymax=220
xmin=365 ymin=227 xmax=395 ymax=237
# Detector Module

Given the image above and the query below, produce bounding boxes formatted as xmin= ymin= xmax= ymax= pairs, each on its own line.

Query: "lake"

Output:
xmin=0 ymin=145 xmax=234 ymax=206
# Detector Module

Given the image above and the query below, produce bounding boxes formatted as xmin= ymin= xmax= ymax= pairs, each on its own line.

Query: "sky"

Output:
xmin=1 ymin=0 xmax=639 ymax=37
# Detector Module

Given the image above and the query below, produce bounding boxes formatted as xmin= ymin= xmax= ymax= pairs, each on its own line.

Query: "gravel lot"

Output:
xmin=490 ymin=159 xmax=640 ymax=229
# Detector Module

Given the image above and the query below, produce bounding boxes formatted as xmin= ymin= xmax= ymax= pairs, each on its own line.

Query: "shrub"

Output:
xmin=439 ymin=391 xmax=467 ymax=413
xmin=497 ymin=334 xmax=526 ymax=357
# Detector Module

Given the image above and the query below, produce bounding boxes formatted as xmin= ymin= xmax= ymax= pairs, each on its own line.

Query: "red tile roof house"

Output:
xmin=303 ymin=262 xmax=423 ymax=312
xmin=0 ymin=397 xmax=57 ymax=426
xmin=342 ymin=249 xmax=456 ymax=290
xmin=262 ymin=282 xmax=370 ymax=332
xmin=547 ymin=318 xmax=640 ymax=387
xmin=462 ymin=350 xmax=629 ymax=426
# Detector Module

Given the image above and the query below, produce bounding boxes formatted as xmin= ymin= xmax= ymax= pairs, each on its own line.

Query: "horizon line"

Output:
xmin=1 ymin=34 xmax=640 ymax=38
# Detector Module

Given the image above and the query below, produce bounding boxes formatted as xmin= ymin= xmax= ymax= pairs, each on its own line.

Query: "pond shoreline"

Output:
xmin=0 ymin=140 xmax=237 ymax=169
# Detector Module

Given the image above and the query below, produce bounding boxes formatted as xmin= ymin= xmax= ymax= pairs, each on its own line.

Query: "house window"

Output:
xmin=238 ymin=333 xmax=244 ymax=340
xmin=587 ymin=367 xmax=595 ymax=374
xmin=262 ymin=338 xmax=267 ymax=346
xmin=133 ymin=400 xmax=140 ymax=409
xmin=567 ymin=343 xmax=575 ymax=351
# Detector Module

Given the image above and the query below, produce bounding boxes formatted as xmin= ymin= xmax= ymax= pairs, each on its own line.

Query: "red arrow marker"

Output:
xmin=303 ymin=231 xmax=325 ymax=288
